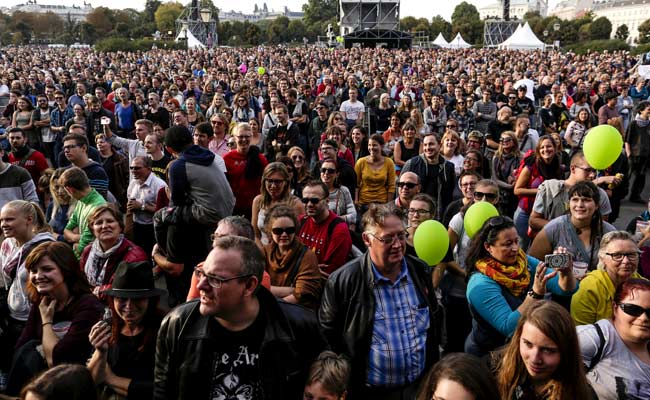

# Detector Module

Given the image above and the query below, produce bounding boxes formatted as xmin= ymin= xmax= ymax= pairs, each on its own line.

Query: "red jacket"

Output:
xmin=8 ymin=148 xmax=49 ymax=185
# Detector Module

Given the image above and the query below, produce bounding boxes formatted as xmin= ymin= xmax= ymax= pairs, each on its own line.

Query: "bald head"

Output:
xmin=398 ymin=171 xmax=421 ymax=205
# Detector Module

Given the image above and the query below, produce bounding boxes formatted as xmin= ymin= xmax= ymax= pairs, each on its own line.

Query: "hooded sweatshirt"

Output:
xmin=4 ymin=232 xmax=56 ymax=321
xmin=168 ymin=145 xmax=234 ymax=224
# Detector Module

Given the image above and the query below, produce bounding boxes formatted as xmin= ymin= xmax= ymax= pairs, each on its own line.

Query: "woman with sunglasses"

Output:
xmin=492 ymin=130 xmax=522 ymax=217
xmin=578 ymin=278 xmax=650 ymax=400
xmin=530 ymin=181 xmax=615 ymax=279
xmin=495 ymin=300 xmax=593 ymax=400
xmin=262 ymin=204 xmax=321 ymax=309
xmin=223 ymin=123 xmax=268 ymax=220
xmin=464 ymin=216 xmax=577 ymax=357
xmin=571 ymin=231 xmax=646 ymax=326
xmin=320 ymin=159 xmax=356 ymax=230
xmin=232 ymin=95 xmax=255 ymax=123
xmin=252 ymin=162 xmax=304 ymax=248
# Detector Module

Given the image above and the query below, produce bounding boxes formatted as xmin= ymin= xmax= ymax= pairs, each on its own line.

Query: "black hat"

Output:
xmin=102 ymin=261 xmax=165 ymax=299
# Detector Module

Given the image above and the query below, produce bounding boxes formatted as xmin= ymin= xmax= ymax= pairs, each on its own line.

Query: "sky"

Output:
xmin=4 ymin=0 xmax=562 ymax=21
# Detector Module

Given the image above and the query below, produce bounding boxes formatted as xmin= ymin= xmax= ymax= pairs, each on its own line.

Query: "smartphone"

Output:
xmin=102 ymin=307 xmax=112 ymax=326
xmin=100 ymin=116 xmax=111 ymax=125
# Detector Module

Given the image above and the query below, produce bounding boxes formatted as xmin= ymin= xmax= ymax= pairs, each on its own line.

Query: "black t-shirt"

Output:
xmin=151 ymin=154 xmax=171 ymax=181
xmin=208 ymin=306 xmax=267 ymax=399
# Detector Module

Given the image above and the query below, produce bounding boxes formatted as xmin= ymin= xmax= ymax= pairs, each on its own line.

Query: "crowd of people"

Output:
xmin=0 ymin=44 xmax=649 ymax=399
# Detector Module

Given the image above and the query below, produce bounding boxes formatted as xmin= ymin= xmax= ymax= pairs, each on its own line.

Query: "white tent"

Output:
xmin=175 ymin=28 xmax=206 ymax=49
xmin=432 ymin=32 xmax=449 ymax=48
xmin=498 ymin=22 xmax=545 ymax=50
xmin=448 ymin=32 xmax=471 ymax=49
xmin=497 ymin=24 xmax=522 ymax=49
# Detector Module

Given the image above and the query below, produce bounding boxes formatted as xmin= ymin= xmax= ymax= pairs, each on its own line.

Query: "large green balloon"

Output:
xmin=582 ymin=124 xmax=623 ymax=170
xmin=413 ymin=220 xmax=449 ymax=266
xmin=464 ymin=202 xmax=499 ymax=238
xmin=257 ymin=67 xmax=266 ymax=75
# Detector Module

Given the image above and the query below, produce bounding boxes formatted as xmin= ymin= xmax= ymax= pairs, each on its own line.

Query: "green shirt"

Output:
xmin=65 ymin=189 xmax=106 ymax=258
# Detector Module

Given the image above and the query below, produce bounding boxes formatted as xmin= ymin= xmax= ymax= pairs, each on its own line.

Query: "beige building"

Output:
xmin=591 ymin=0 xmax=650 ymax=43
xmin=479 ymin=0 xmax=549 ymax=20
xmin=549 ymin=0 xmax=594 ymax=20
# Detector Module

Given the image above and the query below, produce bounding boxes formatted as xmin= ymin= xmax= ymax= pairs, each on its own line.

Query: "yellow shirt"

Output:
xmin=571 ymin=270 xmax=645 ymax=326
xmin=354 ymin=157 xmax=396 ymax=205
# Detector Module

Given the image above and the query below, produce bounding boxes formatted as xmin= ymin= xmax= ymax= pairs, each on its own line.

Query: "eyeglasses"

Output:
xmin=193 ymin=267 xmax=253 ymax=289
xmin=574 ymin=165 xmax=597 ymax=175
xmin=508 ymin=96 xmax=517 ymax=100
xmin=55 ymin=97 xmax=64 ymax=100
xmin=617 ymin=303 xmax=650 ymax=318
xmin=320 ymin=168 xmax=336 ymax=174
xmin=211 ymin=120 xmax=224 ymax=126
xmin=485 ymin=216 xmax=512 ymax=232
xmin=368 ymin=231 xmax=408 ymax=245
xmin=271 ymin=226 xmax=296 ymax=235
xmin=265 ymin=178 xmax=285 ymax=186
xmin=457 ymin=102 xmax=465 ymax=105
xmin=129 ymin=166 xmax=143 ymax=170
xmin=292 ymin=155 xmax=304 ymax=161
xmin=320 ymin=146 xmax=334 ymax=152
xmin=301 ymin=197 xmax=322 ymax=205
xmin=63 ymin=144 xmax=81 ymax=150
xmin=606 ymin=252 xmax=641 ymax=262
xmin=235 ymin=135 xmax=251 ymax=140
xmin=464 ymin=158 xmax=480 ymax=163
xmin=446 ymin=125 xmax=457 ymax=128
xmin=499 ymin=138 xmax=513 ymax=143
xmin=397 ymin=181 xmax=418 ymax=189
xmin=408 ymin=208 xmax=431 ymax=216
xmin=474 ymin=191 xmax=498 ymax=201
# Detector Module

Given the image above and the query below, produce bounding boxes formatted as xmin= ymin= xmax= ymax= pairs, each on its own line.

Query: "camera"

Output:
xmin=544 ymin=253 xmax=570 ymax=269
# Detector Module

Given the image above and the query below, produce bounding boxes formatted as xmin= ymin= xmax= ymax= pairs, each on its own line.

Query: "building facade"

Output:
xmin=479 ymin=0 xmax=549 ymax=20
xmin=9 ymin=0 xmax=93 ymax=22
xmin=591 ymin=0 xmax=650 ymax=43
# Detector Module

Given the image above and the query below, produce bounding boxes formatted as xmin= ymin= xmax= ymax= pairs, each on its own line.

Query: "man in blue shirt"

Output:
xmin=319 ymin=204 xmax=442 ymax=399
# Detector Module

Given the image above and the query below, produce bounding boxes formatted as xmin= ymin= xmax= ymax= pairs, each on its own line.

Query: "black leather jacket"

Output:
xmin=319 ymin=252 xmax=442 ymax=395
xmin=154 ymin=287 xmax=327 ymax=400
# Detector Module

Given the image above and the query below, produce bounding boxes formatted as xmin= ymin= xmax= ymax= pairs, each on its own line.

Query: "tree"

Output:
xmin=144 ymin=0 xmax=161 ymax=24
xmin=155 ymin=2 xmax=184 ymax=33
xmin=86 ymin=7 xmax=115 ymax=36
xmin=267 ymin=16 xmax=289 ymax=44
xmin=589 ymin=16 xmax=612 ymax=40
xmin=287 ymin=19 xmax=307 ymax=41
xmin=615 ymin=24 xmax=629 ymax=41
xmin=430 ymin=15 xmax=452 ymax=40
xmin=639 ymin=18 xmax=650 ymax=44
xmin=400 ymin=16 xmax=419 ymax=32
xmin=302 ymin=0 xmax=337 ymax=35
xmin=451 ymin=2 xmax=482 ymax=44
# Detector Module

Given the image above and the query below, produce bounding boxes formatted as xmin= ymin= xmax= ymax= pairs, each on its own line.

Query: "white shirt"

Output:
xmin=127 ymin=172 xmax=167 ymax=225
xmin=340 ymin=99 xmax=365 ymax=121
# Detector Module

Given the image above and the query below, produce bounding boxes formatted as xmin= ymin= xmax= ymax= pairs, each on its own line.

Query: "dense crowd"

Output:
xmin=0 ymin=45 xmax=649 ymax=399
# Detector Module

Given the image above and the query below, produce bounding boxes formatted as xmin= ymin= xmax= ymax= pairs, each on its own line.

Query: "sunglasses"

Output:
xmin=508 ymin=96 xmax=517 ymax=99
xmin=474 ymin=191 xmax=497 ymax=201
xmin=618 ymin=303 xmax=650 ymax=318
xmin=446 ymin=125 xmax=457 ymax=128
xmin=265 ymin=178 xmax=285 ymax=186
xmin=292 ymin=155 xmax=304 ymax=161
xmin=301 ymin=197 xmax=322 ymax=205
xmin=271 ymin=226 xmax=296 ymax=235
xmin=211 ymin=120 xmax=224 ymax=126
xmin=129 ymin=166 xmax=143 ymax=170
xmin=397 ymin=181 xmax=418 ymax=189
xmin=320 ymin=168 xmax=336 ymax=174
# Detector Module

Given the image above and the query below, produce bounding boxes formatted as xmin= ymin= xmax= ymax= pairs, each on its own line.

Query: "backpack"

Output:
xmin=585 ymin=322 xmax=606 ymax=373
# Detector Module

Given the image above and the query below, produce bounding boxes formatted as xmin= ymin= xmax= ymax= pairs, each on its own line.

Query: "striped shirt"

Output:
xmin=367 ymin=259 xmax=429 ymax=387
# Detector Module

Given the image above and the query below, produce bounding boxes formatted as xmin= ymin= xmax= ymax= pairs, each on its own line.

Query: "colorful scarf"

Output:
xmin=475 ymin=248 xmax=530 ymax=297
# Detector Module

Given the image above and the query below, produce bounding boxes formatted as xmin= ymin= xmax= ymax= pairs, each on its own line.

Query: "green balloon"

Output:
xmin=413 ymin=220 xmax=449 ymax=266
xmin=257 ymin=67 xmax=266 ymax=75
xmin=464 ymin=202 xmax=499 ymax=238
xmin=583 ymin=124 xmax=623 ymax=170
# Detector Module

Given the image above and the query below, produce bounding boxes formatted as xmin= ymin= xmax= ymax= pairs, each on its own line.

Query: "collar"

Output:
xmin=371 ymin=257 xmax=408 ymax=285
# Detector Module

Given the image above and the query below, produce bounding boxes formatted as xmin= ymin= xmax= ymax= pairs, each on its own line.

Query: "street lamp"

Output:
xmin=200 ymin=8 xmax=212 ymax=23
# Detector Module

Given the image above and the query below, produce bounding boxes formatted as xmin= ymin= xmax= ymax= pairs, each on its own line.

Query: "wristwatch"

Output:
xmin=527 ymin=290 xmax=544 ymax=300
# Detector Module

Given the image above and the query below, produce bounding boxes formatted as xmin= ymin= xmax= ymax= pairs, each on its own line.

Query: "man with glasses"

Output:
xmin=319 ymin=204 xmax=441 ymax=398
xmin=392 ymin=171 xmax=421 ymax=212
xmin=155 ymin=236 xmax=326 ymax=400
xmin=61 ymin=133 xmax=109 ymax=199
xmin=298 ymin=180 xmax=352 ymax=277
xmin=529 ymin=151 xmax=612 ymax=232
xmin=312 ymin=139 xmax=356 ymax=198
xmin=127 ymin=156 xmax=167 ymax=256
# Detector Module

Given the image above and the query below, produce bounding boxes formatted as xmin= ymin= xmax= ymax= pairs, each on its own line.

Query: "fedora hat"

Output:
xmin=102 ymin=261 xmax=165 ymax=299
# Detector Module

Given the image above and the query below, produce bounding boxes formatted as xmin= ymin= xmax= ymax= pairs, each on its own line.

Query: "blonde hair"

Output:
xmin=50 ymin=168 xmax=76 ymax=220
xmin=3 ymin=200 xmax=52 ymax=235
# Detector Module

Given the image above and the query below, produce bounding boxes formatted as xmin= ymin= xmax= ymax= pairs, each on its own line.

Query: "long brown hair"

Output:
xmin=260 ymin=162 xmax=292 ymax=208
xmin=496 ymin=300 xmax=591 ymax=400
xmin=25 ymin=242 xmax=92 ymax=303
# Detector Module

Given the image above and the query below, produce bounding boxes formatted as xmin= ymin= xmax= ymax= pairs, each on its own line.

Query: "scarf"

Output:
xmin=84 ymin=235 xmax=124 ymax=287
xmin=475 ymin=248 xmax=530 ymax=297
xmin=267 ymin=240 xmax=304 ymax=285
xmin=635 ymin=115 xmax=650 ymax=128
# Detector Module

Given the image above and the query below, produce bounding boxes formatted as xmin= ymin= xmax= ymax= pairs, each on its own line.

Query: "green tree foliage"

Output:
xmin=615 ymin=24 xmax=629 ymax=41
xmin=430 ymin=15 xmax=452 ymax=40
xmin=451 ymin=2 xmax=483 ymax=44
xmin=302 ymin=0 xmax=337 ymax=39
xmin=589 ymin=16 xmax=612 ymax=40
xmin=639 ymin=19 xmax=650 ymax=44
xmin=144 ymin=0 xmax=161 ymax=24
xmin=400 ymin=16 xmax=418 ymax=32
xmin=267 ymin=16 xmax=289 ymax=44
xmin=86 ymin=7 xmax=115 ymax=36
xmin=155 ymin=2 xmax=184 ymax=33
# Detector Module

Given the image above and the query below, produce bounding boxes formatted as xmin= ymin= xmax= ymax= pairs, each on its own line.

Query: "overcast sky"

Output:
xmin=5 ymin=0 xmax=561 ymax=21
